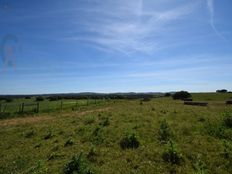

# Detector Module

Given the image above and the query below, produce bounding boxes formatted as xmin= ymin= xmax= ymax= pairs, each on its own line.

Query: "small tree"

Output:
xmin=172 ymin=91 xmax=191 ymax=100
xmin=216 ymin=89 xmax=228 ymax=93
xmin=6 ymin=98 xmax=13 ymax=103
xmin=36 ymin=96 xmax=44 ymax=102
xmin=164 ymin=93 xmax=171 ymax=97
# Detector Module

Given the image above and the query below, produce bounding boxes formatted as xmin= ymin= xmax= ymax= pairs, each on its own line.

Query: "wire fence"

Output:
xmin=0 ymin=99 xmax=108 ymax=118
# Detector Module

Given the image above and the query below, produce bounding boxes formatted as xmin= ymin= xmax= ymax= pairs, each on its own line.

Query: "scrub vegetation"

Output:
xmin=0 ymin=93 xmax=232 ymax=174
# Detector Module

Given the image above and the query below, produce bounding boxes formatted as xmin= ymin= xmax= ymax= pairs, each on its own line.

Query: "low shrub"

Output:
xmin=99 ymin=117 xmax=110 ymax=127
xmin=48 ymin=152 xmax=62 ymax=161
xmin=158 ymin=119 xmax=172 ymax=144
xmin=36 ymin=97 xmax=44 ymax=102
xmin=221 ymin=140 xmax=232 ymax=172
xmin=65 ymin=138 xmax=74 ymax=147
xmin=87 ymin=147 xmax=97 ymax=162
xmin=164 ymin=93 xmax=171 ymax=97
xmin=91 ymin=126 xmax=104 ymax=144
xmin=120 ymin=133 xmax=140 ymax=149
xmin=84 ymin=116 xmax=95 ymax=125
xmin=24 ymin=129 xmax=36 ymax=138
xmin=63 ymin=153 xmax=94 ymax=174
xmin=6 ymin=98 xmax=13 ymax=102
xmin=223 ymin=112 xmax=232 ymax=128
xmin=44 ymin=130 xmax=53 ymax=140
xmin=205 ymin=112 xmax=232 ymax=139
xmin=205 ymin=121 xmax=225 ymax=139
xmin=26 ymin=160 xmax=48 ymax=174
xmin=142 ymin=97 xmax=151 ymax=102
xmin=0 ymin=112 xmax=12 ymax=119
xmin=193 ymin=154 xmax=207 ymax=174
xmin=162 ymin=141 xmax=183 ymax=165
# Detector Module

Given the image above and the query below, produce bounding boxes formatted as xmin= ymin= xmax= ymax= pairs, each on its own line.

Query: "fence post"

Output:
xmin=36 ymin=102 xmax=40 ymax=113
xmin=21 ymin=103 xmax=24 ymax=113
xmin=18 ymin=104 xmax=21 ymax=113
xmin=61 ymin=100 xmax=63 ymax=111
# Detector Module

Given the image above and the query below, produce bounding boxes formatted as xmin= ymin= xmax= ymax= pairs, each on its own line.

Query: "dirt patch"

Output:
xmin=0 ymin=107 xmax=111 ymax=126
xmin=0 ymin=116 xmax=52 ymax=126
xmin=78 ymin=107 xmax=111 ymax=116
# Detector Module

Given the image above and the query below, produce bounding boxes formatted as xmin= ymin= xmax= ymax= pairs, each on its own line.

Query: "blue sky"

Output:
xmin=0 ymin=0 xmax=232 ymax=94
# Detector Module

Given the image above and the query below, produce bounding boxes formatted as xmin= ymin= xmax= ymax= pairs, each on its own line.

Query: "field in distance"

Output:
xmin=0 ymin=93 xmax=232 ymax=174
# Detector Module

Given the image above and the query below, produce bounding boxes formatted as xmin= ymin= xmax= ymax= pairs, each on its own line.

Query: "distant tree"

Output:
xmin=143 ymin=97 xmax=151 ymax=102
xmin=172 ymin=91 xmax=191 ymax=100
xmin=35 ymin=96 xmax=44 ymax=102
xmin=164 ymin=93 xmax=171 ymax=97
xmin=216 ymin=89 xmax=228 ymax=93
xmin=25 ymin=96 xmax=31 ymax=99
xmin=47 ymin=96 xmax=62 ymax=101
xmin=6 ymin=98 xmax=13 ymax=103
xmin=0 ymin=97 xmax=6 ymax=101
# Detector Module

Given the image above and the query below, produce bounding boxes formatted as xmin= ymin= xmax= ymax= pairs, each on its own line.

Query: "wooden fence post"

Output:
xmin=3 ymin=104 xmax=7 ymax=113
xmin=36 ymin=102 xmax=40 ymax=113
xmin=18 ymin=104 xmax=21 ymax=113
xmin=21 ymin=103 xmax=24 ymax=113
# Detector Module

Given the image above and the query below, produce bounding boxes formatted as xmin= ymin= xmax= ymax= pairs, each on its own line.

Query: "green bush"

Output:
xmin=99 ymin=117 xmax=110 ymax=127
xmin=0 ymin=112 xmax=12 ymax=119
xmin=158 ymin=119 xmax=172 ymax=144
xmin=205 ymin=121 xmax=225 ymax=139
xmin=162 ymin=141 xmax=183 ymax=165
xmin=164 ymin=93 xmax=171 ymax=97
xmin=87 ymin=147 xmax=97 ymax=162
xmin=120 ymin=133 xmax=140 ymax=149
xmin=24 ymin=129 xmax=36 ymax=138
xmin=172 ymin=91 xmax=191 ymax=100
xmin=64 ymin=138 xmax=74 ymax=147
xmin=91 ymin=126 xmax=104 ymax=144
xmin=26 ymin=160 xmax=48 ymax=174
xmin=142 ymin=97 xmax=151 ymax=102
xmin=222 ymin=140 xmax=232 ymax=159
xmin=36 ymin=96 xmax=44 ymax=102
xmin=48 ymin=152 xmax=62 ymax=161
xmin=6 ymin=98 xmax=13 ymax=102
xmin=63 ymin=153 xmax=94 ymax=174
xmin=223 ymin=112 xmax=232 ymax=128
xmin=84 ymin=116 xmax=95 ymax=125
xmin=193 ymin=154 xmax=207 ymax=174
xmin=44 ymin=130 xmax=53 ymax=140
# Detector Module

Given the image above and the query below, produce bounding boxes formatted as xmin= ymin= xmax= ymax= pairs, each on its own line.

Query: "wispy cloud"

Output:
xmin=66 ymin=1 xmax=198 ymax=54
xmin=206 ymin=0 xmax=225 ymax=40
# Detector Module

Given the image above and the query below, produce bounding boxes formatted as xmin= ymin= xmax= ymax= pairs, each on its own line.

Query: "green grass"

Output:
xmin=0 ymin=93 xmax=232 ymax=173
xmin=191 ymin=92 xmax=232 ymax=101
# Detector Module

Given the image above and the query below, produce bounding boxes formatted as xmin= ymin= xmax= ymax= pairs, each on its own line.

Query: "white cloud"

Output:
xmin=206 ymin=0 xmax=225 ymax=40
xmin=67 ymin=1 xmax=198 ymax=54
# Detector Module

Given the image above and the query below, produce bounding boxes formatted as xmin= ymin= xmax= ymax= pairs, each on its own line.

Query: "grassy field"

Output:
xmin=0 ymin=93 xmax=232 ymax=174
